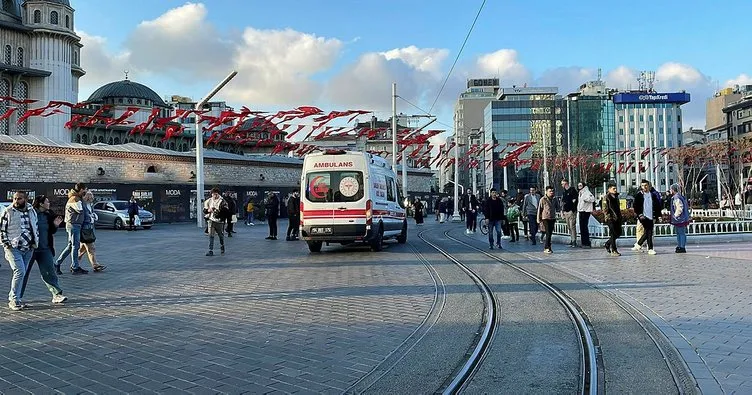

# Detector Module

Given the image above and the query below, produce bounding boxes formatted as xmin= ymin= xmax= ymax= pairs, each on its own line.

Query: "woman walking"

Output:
xmin=20 ymin=195 xmax=67 ymax=304
xmin=78 ymin=191 xmax=106 ymax=272
xmin=602 ymin=183 xmax=622 ymax=256
xmin=413 ymin=198 xmax=424 ymax=225
xmin=55 ymin=183 xmax=88 ymax=275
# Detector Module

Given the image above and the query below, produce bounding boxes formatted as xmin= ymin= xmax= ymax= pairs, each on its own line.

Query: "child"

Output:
xmin=506 ymin=198 xmax=521 ymax=242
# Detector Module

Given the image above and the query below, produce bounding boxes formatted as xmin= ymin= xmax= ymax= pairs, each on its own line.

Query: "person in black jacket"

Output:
xmin=286 ymin=191 xmax=300 ymax=241
xmin=602 ymin=183 xmax=622 ymax=256
xmin=127 ymin=197 xmax=139 ymax=231
xmin=224 ymin=193 xmax=237 ymax=237
xmin=633 ymin=179 xmax=662 ymax=254
xmin=483 ymin=188 xmax=505 ymax=250
xmin=461 ymin=189 xmax=479 ymax=234
xmin=265 ymin=192 xmax=280 ymax=240
xmin=20 ymin=195 xmax=67 ymax=304
xmin=560 ymin=178 xmax=578 ymax=247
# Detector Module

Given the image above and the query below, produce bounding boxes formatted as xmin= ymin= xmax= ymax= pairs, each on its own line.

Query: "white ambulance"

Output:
xmin=300 ymin=150 xmax=408 ymax=252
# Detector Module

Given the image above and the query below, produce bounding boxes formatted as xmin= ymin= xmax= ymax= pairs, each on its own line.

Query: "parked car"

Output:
xmin=93 ymin=200 xmax=154 ymax=230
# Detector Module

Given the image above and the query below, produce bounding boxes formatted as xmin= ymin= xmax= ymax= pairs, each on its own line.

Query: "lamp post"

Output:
xmin=196 ymin=70 xmax=238 ymax=228
xmin=452 ymin=135 xmax=461 ymax=222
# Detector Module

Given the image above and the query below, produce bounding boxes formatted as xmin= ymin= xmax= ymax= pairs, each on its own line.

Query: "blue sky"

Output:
xmin=72 ymin=0 xmax=752 ymax=131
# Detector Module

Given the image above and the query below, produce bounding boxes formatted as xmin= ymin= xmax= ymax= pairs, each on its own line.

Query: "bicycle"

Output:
xmin=478 ymin=214 xmax=489 ymax=235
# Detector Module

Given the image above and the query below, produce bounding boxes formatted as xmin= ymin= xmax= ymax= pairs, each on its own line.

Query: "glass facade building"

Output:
xmin=483 ymin=87 xmax=568 ymax=192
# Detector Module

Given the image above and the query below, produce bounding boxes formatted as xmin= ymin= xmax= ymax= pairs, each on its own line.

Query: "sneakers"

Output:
xmin=610 ymin=251 xmax=622 ymax=257
xmin=220 ymin=246 xmax=225 ymax=255
xmin=647 ymin=249 xmax=657 ymax=255
xmin=466 ymin=229 xmax=471 ymax=235
xmin=52 ymin=294 xmax=67 ymax=304
xmin=544 ymin=249 xmax=553 ymax=254
xmin=675 ymin=247 xmax=687 ymax=253
xmin=8 ymin=301 xmax=23 ymax=311
xmin=206 ymin=250 xmax=214 ymax=256
xmin=631 ymin=244 xmax=643 ymax=252
xmin=70 ymin=267 xmax=88 ymax=275
xmin=489 ymin=245 xmax=494 ymax=250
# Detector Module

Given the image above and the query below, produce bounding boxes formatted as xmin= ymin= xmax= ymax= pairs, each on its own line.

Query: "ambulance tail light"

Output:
xmin=365 ymin=199 xmax=373 ymax=226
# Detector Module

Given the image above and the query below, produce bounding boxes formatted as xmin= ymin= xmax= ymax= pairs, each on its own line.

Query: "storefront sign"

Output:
xmin=6 ymin=190 xmax=36 ymax=200
xmin=133 ymin=190 xmax=153 ymax=199
xmin=164 ymin=189 xmax=182 ymax=197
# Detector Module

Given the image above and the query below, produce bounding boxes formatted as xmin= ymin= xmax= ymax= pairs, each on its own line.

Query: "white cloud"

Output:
xmin=475 ymin=49 xmax=531 ymax=85
xmin=380 ymin=46 xmax=449 ymax=77
xmin=725 ymin=73 xmax=752 ymax=88
xmin=535 ymin=67 xmax=595 ymax=95
xmin=77 ymin=31 xmax=132 ymax=98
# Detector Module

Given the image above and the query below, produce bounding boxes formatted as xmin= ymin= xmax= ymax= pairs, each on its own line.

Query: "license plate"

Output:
xmin=311 ymin=227 xmax=333 ymax=234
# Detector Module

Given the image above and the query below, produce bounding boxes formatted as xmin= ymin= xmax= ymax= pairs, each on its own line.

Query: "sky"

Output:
xmin=73 ymin=0 xmax=752 ymax=136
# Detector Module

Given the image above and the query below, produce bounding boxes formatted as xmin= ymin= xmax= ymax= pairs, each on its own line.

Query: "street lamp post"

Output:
xmin=452 ymin=136 xmax=461 ymax=222
xmin=196 ymin=70 xmax=238 ymax=228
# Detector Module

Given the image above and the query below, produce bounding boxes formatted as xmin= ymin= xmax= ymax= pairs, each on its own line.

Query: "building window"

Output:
xmin=640 ymin=128 xmax=644 ymax=134
xmin=2 ymin=0 xmax=12 ymax=13
xmin=639 ymin=115 xmax=644 ymax=122
xmin=16 ymin=82 xmax=28 ymax=135
xmin=50 ymin=11 xmax=58 ymax=25
xmin=648 ymin=115 xmax=654 ymax=122
xmin=72 ymin=51 xmax=77 ymax=65
xmin=33 ymin=9 xmax=41 ymax=23
xmin=629 ymin=115 xmax=634 ymax=122
xmin=16 ymin=47 xmax=22 ymax=66
xmin=65 ymin=14 xmax=69 ymax=28
xmin=4 ymin=45 xmax=10 ymax=64
xmin=658 ymin=114 xmax=663 ymax=121
xmin=0 ymin=79 xmax=9 ymax=135
xmin=677 ymin=115 xmax=681 ymax=122
xmin=619 ymin=128 xmax=624 ymax=135
xmin=618 ymin=115 xmax=624 ymax=122
xmin=81 ymin=134 xmax=88 ymax=144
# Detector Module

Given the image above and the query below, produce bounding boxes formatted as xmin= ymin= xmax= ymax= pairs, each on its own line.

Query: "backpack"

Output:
xmin=507 ymin=206 xmax=520 ymax=222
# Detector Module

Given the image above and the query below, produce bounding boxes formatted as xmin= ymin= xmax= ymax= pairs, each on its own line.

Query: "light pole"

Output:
xmin=196 ymin=70 xmax=238 ymax=228
xmin=392 ymin=83 xmax=397 ymax=171
xmin=452 ymin=136 xmax=461 ymax=222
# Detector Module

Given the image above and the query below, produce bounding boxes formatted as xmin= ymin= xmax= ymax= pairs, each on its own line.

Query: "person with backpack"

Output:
xmin=506 ymin=198 xmax=520 ymax=242
xmin=203 ymin=188 xmax=228 ymax=256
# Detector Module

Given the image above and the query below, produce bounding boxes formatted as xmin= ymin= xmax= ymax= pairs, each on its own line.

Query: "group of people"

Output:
xmin=422 ymin=178 xmax=692 ymax=256
xmin=202 ymin=189 xmax=302 ymax=256
xmin=1 ymin=183 xmax=107 ymax=311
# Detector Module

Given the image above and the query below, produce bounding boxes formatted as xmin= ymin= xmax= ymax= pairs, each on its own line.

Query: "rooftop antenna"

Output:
xmin=597 ymin=68 xmax=602 ymax=82
xmin=124 ymin=70 xmax=129 ymax=80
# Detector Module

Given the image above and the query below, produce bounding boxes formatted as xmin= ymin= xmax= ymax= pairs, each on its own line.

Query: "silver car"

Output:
xmin=93 ymin=200 xmax=154 ymax=230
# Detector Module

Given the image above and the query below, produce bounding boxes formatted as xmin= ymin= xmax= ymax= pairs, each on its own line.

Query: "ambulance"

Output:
xmin=300 ymin=150 xmax=408 ymax=252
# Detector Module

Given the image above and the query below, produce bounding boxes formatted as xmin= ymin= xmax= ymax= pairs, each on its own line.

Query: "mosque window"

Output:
xmin=16 ymin=82 xmax=28 ymax=135
xmin=114 ymin=137 xmax=120 ymax=144
xmin=65 ymin=15 xmax=69 ymax=28
xmin=4 ymin=45 xmax=11 ymax=64
xmin=127 ymin=98 xmax=133 ymax=104
xmin=118 ymin=98 xmax=123 ymax=104
xmin=81 ymin=134 xmax=88 ymax=144
xmin=72 ymin=51 xmax=77 ymax=65
xmin=75 ymin=134 xmax=81 ymax=143
xmin=0 ymin=79 xmax=9 ymax=135
xmin=16 ymin=47 xmax=22 ymax=66
xmin=50 ymin=11 xmax=58 ymax=25
xmin=33 ymin=10 xmax=41 ymax=23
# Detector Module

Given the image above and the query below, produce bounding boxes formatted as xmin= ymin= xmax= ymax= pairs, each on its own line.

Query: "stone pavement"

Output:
xmin=0 ymin=221 xmax=436 ymax=394
xmin=474 ymin=230 xmax=752 ymax=395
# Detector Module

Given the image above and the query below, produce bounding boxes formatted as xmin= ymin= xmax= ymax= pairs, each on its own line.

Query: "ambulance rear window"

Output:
xmin=306 ymin=171 xmax=364 ymax=203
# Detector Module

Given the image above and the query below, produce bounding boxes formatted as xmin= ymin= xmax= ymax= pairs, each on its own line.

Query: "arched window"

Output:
xmin=146 ymin=165 xmax=157 ymax=173
xmin=108 ymin=138 xmax=113 ymax=145
xmin=16 ymin=47 xmax=22 ymax=66
xmin=97 ymin=136 xmax=104 ymax=143
xmin=33 ymin=10 xmax=41 ymax=23
xmin=0 ymin=79 xmax=9 ymax=135
xmin=2 ymin=0 xmax=12 ymax=13
xmin=75 ymin=134 xmax=81 ymax=143
xmin=16 ymin=82 xmax=28 ymax=135
xmin=65 ymin=15 xmax=69 ymax=28
xmin=114 ymin=137 xmax=120 ymax=144
xmin=4 ymin=45 xmax=11 ymax=64
xmin=81 ymin=134 xmax=88 ymax=144
xmin=50 ymin=11 xmax=58 ymax=25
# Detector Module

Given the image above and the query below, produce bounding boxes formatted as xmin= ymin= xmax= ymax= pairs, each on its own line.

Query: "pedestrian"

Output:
xmin=515 ymin=189 xmax=528 ymax=239
xmin=77 ymin=191 xmax=106 ymax=271
xmin=439 ymin=197 xmax=448 ymax=223
xmin=576 ymin=182 xmax=595 ymax=248
xmin=483 ymin=188 xmax=505 ymax=250
xmin=602 ymin=183 xmax=622 ymax=256
xmin=522 ymin=187 xmax=540 ymax=245
xmin=413 ymin=198 xmax=425 ymax=225
xmin=537 ymin=186 xmax=559 ymax=254
xmin=1 ymin=192 xmax=40 ymax=310
xmin=701 ymin=190 xmax=710 ymax=210
xmin=560 ymin=178 xmax=578 ymax=247
xmin=506 ymin=198 xmax=520 ymax=242
xmin=265 ymin=191 xmax=279 ymax=240
xmin=20 ymin=195 xmax=67 ymax=305
xmin=203 ymin=187 xmax=228 ymax=256
xmin=632 ymin=180 xmax=662 ymax=255
xmin=286 ymin=191 xmax=301 ymax=241
xmin=224 ymin=193 xmax=237 ymax=237
xmin=461 ymin=189 xmax=479 ymax=234
xmin=245 ymin=198 xmax=255 ymax=226
xmin=669 ymin=183 xmax=690 ymax=253
xmin=127 ymin=196 xmax=139 ymax=231
xmin=55 ymin=183 xmax=88 ymax=274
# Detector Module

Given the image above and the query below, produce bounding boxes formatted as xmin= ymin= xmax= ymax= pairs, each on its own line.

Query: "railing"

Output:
xmin=689 ymin=208 xmax=752 ymax=220
xmin=541 ymin=219 xmax=752 ymax=238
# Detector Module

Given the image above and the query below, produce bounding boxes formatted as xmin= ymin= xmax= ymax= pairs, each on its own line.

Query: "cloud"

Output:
xmin=725 ymin=73 xmax=752 ymax=88
xmin=78 ymin=31 xmax=131 ymax=97
xmin=535 ymin=67 xmax=595 ymax=95
xmin=654 ymin=63 xmax=713 ymax=129
xmin=475 ymin=49 xmax=531 ymax=85
xmin=380 ymin=46 xmax=449 ymax=77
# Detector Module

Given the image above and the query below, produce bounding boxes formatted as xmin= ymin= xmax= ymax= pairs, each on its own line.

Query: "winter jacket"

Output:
xmin=537 ymin=195 xmax=560 ymax=223
xmin=670 ymin=193 xmax=690 ymax=227
xmin=602 ymin=193 xmax=622 ymax=224
xmin=36 ymin=209 xmax=60 ymax=255
xmin=127 ymin=201 xmax=139 ymax=216
xmin=484 ymin=197 xmax=506 ymax=221
xmin=522 ymin=193 xmax=540 ymax=216
xmin=203 ymin=196 xmax=228 ymax=223
xmin=65 ymin=195 xmax=84 ymax=225
xmin=287 ymin=196 xmax=300 ymax=217
xmin=577 ymin=187 xmax=596 ymax=213
xmin=561 ymin=187 xmax=578 ymax=212
xmin=0 ymin=204 xmax=39 ymax=251
xmin=265 ymin=194 xmax=280 ymax=218
xmin=634 ymin=188 xmax=662 ymax=220
xmin=460 ymin=194 xmax=479 ymax=212
xmin=225 ymin=196 xmax=237 ymax=216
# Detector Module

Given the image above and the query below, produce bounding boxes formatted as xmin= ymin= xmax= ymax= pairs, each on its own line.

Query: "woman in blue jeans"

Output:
xmin=20 ymin=195 xmax=67 ymax=304
xmin=670 ymin=183 xmax=690 ymax=253
xmin=55 ymin=184 xmax=88 ymax=274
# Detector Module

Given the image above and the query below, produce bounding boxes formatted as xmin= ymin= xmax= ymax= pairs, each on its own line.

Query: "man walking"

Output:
xmin=602 ymin=183 xmax=622 ymax=256
xmin=633 ymin=180 xmax=662 ymax=255
xmin=576 ymin=182 xmax=595 ymax=248
xmin=537 ymin=186 xmax=559 ymax=254
xmin=669 ymin=183 xmax=690 ymax=253
xmin=461 ymin=189 xmax=479 ymax=235
xmin=522 ymin=187 xmax=540 ymax=245
xmin=203 ymin=188 xmax=228 ymax=256
xmin=224 ymin=192 xmax=237 ymax=237
xmin=286 ymin=191 xmax=301 ymax=241
xmin=265 ymin=192 xmax=280 ymax=240
xmin=560 ymin=179 xmax=578 ymax=247
xmin=483 ymin=188 xmax=505 ymax=250
xmin=127 ymin=197 xmax=139 ymax=231
xmin=1 ymin=192 xmax=39 ymax=311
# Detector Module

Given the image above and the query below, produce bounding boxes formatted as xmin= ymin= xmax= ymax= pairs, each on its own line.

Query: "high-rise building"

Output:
xmin=482 ymin=86 xmax=568 ymax=191
xmin=612 ymin=90 xmax=690 ymax=189
xmin=454 ymin=78 xmax=499 ymax=192
xmin=707 ymin=85 xmax=752 ymax=141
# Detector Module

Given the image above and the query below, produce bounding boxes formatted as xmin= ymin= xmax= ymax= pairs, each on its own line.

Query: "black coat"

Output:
xmin=602 ymin=193 xmax=622 ymax=224
xmin=265 ymin=195 xmax=280 ymax=218
xmin=225 ymin=196 xmax=237 ymax=215
xmin=484 ymin=197 xmax=506 ymax=221
xmin=633 ymin=189 xmax=662 ymax=220
xmin=38 ymin=210 xmax=60 ymax=255
xmin=287 ymin=196 xmax=300 ymax=217
xmin=562 ymin=187 xmax=578 ymax=212
xmin=460 ymin=194 xmax=479 ymax=212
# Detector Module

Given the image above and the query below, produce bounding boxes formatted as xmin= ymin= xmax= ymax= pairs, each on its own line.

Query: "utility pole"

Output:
xmin=452 ymin=135 xmax=461 ymax=222
xmin=196 ymin=70 xmax=237 ymax=228
xmin=392 ymin=83 xmax=397 ymax=171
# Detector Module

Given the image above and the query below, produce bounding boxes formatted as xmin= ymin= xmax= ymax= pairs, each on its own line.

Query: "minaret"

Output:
xmin=23 ymin=0 xmax=85 ymax=142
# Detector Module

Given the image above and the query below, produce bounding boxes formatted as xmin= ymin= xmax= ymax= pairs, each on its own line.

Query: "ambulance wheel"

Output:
xmin=371 ymin=226 xmax=384 ymax=252
xmin=396 ymin=221 xmax=407 ymax=244
xmin=307 ymin=241 xmax=322 ymax=253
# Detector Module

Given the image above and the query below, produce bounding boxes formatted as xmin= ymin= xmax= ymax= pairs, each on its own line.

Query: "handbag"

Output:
xmin=81 ymin=228 xmax=96 ymax=243
xmin=231 ymin=214 xmax=238 ymax=224
xmin=134 ymin=215 xmax=142 ymax=226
